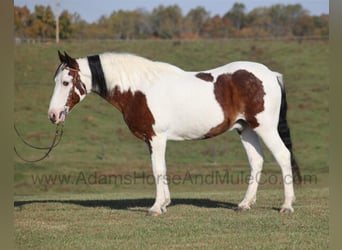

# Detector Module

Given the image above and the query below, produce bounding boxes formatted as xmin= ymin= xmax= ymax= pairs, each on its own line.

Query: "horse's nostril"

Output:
xmin=49 ymin=113 xmax=56 ymax=123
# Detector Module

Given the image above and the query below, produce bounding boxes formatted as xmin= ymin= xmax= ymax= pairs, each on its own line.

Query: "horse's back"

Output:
xmin=147 ymin=61 xmax=282 ymax=140
xmin=208 ymin=61 xmax=275 ymax=80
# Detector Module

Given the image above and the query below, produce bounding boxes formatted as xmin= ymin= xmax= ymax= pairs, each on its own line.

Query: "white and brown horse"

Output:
xmin=49 ymin=51 xmax=301 ymax=215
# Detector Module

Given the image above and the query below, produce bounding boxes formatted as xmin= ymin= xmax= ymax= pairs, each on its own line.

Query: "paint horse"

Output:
xmin=49 ymin=51 xmax=302 ymax=215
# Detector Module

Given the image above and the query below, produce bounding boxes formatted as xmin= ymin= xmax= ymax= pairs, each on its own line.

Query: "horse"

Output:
xmin=48 ymin=51 xmax=302 ymax=215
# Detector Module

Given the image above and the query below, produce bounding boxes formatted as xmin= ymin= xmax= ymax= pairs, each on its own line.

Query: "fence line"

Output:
xmin=15 ymin=35 xmax=328 ymax=45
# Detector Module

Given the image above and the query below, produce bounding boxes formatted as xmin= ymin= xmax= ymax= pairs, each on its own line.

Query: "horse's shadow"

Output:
xmin=14 ymin=198 xmax=238 ymax=212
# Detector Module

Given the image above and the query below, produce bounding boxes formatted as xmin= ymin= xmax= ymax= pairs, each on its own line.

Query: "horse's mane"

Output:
xmin=99 ymin=52 xmax=184 ymax=92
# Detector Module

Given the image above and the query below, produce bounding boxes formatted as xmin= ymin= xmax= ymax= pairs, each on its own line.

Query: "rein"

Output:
xmin=14 ymin=123 xmax=64 ymax=163
xmin=14 ymin=64 xmax=80 ymax=163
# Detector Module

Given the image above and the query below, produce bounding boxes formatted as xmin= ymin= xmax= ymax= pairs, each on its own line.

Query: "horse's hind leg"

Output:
xmin=147 ymin=134 xmax=171 ymax=216
xmin=237 ymin=126 xmax=264 ymax=211
xmin=255 ymin=125 xmax=295 ymax=213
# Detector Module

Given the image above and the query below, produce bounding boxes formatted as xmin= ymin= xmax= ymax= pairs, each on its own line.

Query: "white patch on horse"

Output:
xmin=99 ymin=53 xmax=183 ymax=93
xmin=146 ymin=73 xmax=225 ymax=140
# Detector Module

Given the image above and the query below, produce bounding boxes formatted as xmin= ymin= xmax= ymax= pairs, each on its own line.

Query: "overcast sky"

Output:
xmin=14 ymin=0 xmax=329 ymax=23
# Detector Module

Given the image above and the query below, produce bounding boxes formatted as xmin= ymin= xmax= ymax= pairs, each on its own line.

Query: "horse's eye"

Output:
xmin=62 ymin=81 xmax=69 ymax=86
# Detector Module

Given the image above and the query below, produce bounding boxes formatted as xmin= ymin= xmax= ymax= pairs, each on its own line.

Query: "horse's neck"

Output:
xmin=79 ymin=52 xmax=184 ymax=111
xmin=97 ymin=53 xmax=183 ymax=95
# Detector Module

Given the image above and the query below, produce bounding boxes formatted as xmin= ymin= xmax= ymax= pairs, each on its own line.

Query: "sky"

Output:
xmin=14 ymin=0 xmax=329 ymax=23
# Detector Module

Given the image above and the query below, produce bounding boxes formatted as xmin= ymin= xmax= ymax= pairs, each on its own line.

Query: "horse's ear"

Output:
xmin=58 ymin=50 xmax=66 ymax=63
xmin=63 ymin=51 xmax=78 ymax=69
xmin=64 ymin=51 xmax=72 ymax=60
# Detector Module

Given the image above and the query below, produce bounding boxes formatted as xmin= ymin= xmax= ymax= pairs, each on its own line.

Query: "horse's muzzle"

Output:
xmin=48 ymin=109 xmax=66 ymax=124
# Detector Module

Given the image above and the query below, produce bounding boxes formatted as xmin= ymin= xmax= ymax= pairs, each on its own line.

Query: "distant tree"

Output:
xmin=285 ymin=4 xmax=307 ymax=20
xmin=14 ymin=6 xmax=31 ymax=37
xmin=185 ymin=6 xmax=210 ymax=37
xmin=69 ymin=13 xmax=88 ymax=39
xmin=246 ymin=7 xmax=272 ymax=37
xmin=312 ymin=14 xmax=329 ymax=36
xmin=25 ymin=5 xmax=55 ymax=39
xmin=150 ymin=5 xmax=183 ymax=38
xmin=59 ymin=10 xmax=73 ymax=39
xmin=268 ymin=4 xmax=307 ymax=37
xmin=292 ymin=14 xmax=314 ymax=37
xmin=224 ymin=2 xmax=246 ymax=30
xmin=202 ymin=15 xmax=232 ymax=38
xmin=268 ymin=4 xmax=289 ymax=36
xmin=285 ymin=4 xmax=308 ymax=36
xmin=14 ymin=3 xmax=329 ymax=40
xmin=84 ymin=15 xmax=111 ymax=39
xmin=109 ymin=10 xmax=141 ymax=39
xmin=135 ymin=8 xmax=153 ymax=38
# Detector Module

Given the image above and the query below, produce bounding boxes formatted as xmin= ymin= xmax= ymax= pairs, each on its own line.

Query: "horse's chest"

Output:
xmin=106 ymin=86 xmax=156 ymax=141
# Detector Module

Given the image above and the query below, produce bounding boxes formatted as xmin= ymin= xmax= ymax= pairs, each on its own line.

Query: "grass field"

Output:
xmin=14 ymin=39 xmax=329 ymax=249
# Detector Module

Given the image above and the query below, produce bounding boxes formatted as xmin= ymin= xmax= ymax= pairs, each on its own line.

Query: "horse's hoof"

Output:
xmin=161 ymin=199 xmax=171 ymax=213
xmin=279 ymin=207 xmax=294 ymax=214
xmin=234 ymin=206 xmax=250 ymax=212
xmin=146 ymin=210 xmax=162 ymax=217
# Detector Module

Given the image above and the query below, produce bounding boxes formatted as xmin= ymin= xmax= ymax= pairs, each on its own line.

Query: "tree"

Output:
xmin=14 ymin=3 xmax=329 ymax=40
xmin=285 ymin=4 xmax=308 ymax=36
xmin=59 ymin=10 xmax=73 ymax=39
xmin=224 ymin=2 xmax=246 ymax=30
xmin=312 ymin=14 xmax=329 ymax=37
xmin=292 ymin=14 xmax=314 ymax=37
xmin=135 ymin=8 xmax=153 ymax=38
xmin=25 ymin=5 xmax=55 ymax=39
xmin=268 ymin=4 xmax=307 ymax=37
xmin=268 ymin=4 xmax=289 ymax=36
xmin=69 ymin=13 xmax=88 ymax=39
xmin=202 ymin=15 xmax=232 ymax=38
xmin=246 ymin=7 xmax=272 ymax=37
xmin=185 ymin=6 xmax=210 ymax=36
xmin=109 ymin=10 xmax=141 ymax=39
xmin=150 ymin=5 xmax=183 ymax=38
xmin=14 ymin=6 xmax=31 ymax=37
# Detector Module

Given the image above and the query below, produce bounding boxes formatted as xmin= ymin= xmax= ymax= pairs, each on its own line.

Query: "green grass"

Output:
xmin=14 ymin=39 xmax=329 ymax=249
xmin=15 ymin=187 xmax=328 ymax=249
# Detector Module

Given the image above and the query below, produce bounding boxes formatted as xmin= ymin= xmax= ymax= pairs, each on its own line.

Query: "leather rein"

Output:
xmin=14 ymin=123 xmax=64 ymax=163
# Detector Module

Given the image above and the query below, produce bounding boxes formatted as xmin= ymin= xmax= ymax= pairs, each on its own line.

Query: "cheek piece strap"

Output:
xmin=63 ymin=67 xmax=87 ymax=119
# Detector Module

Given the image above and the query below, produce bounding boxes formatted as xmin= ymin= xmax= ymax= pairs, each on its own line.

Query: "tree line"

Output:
xmin=14 ymin=3 xmax=328 ymax=41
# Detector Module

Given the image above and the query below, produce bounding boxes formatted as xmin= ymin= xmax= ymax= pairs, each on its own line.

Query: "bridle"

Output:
xmin=14 ymin=65 xmax=85 ymax=163
xmin=63 ymin=65 xmax=87 ymax=115
xmin=14 ymin=123 xmax=64 ymax=163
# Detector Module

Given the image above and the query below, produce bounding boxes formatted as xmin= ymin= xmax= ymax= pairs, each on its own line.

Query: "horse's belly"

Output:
xmin=166 ymin=108 xmax=224 ymax=140
xmin=147 ymin=82 xmax=225 ymax=141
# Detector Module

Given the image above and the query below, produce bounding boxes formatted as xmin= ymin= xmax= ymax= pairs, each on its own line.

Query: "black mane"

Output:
xmin=87 ymin=55 xmax=108 ymax=97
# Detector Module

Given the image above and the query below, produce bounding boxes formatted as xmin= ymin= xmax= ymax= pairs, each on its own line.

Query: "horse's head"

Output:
xmin=48 ymin=51 xmax=88 ymax=124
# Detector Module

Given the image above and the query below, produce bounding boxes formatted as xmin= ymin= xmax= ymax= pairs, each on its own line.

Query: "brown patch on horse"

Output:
xmin=65 ymin=65 xmax=87 ymax=111
xmin=195 ymin=72 xmax=214 ymax=82
xmin=232 ymin=69 xmax=265 ymax=128
xmin=106 ymin=87 xmax=156 ymax=144
xmin=204 ymin=70 xmax=265 ymax=138
xmin=65 ymin=85 xmax=81 ymax=111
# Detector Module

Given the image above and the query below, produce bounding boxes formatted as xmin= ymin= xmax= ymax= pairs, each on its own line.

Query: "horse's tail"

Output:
xmin=276 ymin=73 xmax=302 ymax=184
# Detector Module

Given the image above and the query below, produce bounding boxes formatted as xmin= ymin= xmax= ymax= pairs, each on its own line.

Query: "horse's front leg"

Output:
xmin=147 ymin=134 xmax=171 ymax=216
